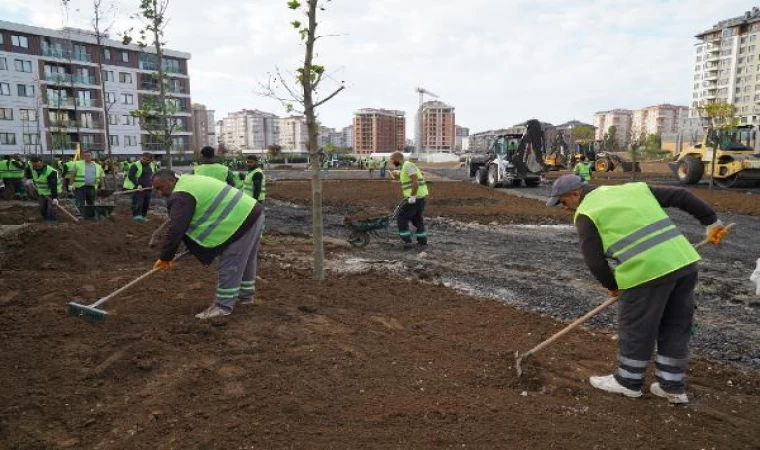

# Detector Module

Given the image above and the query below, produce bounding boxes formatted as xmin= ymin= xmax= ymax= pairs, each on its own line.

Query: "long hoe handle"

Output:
xmin=114 ymin=187 xmax=153 ymax=196
xmin=47 ymin=197 xmax=80 ymax=223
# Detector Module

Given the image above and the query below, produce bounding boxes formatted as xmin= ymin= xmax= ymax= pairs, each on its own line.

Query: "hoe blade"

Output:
xmin=66 ymin=302 xmax=108 ymax=323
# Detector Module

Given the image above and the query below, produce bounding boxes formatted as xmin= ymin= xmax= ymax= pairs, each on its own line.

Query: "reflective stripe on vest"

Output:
xmin=72 ymin=161 xmax=104 ymax=188
xmin=31 ymin=165 xmax=59 ymax=196
xmin=173 ymin=175 xmax=256 ymax=248
xmin=3 ymin=160 xmax=25 ymax=179
xmin=399 ymin=161 xmax=429 ymax=198
xmin=574 ymin=183 xmax=700 ymax=289
xmin=243 ymin=167 xmax=266 ymax=201
xmin=575 ymin=162 xmax=591 ymax=181
xmin=195 ymin=163 xmax=229 ymax=182
xmin=123 ymin=161 xmax=156 ymax=189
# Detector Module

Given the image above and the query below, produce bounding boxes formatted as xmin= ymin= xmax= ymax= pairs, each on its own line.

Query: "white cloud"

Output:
xmin=1 ymin=0 xmax=756 ymax=135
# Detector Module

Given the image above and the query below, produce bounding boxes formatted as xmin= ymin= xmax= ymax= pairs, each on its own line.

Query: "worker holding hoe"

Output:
xmin=151 ymin=170 xmax=265 ymax=319
xmin=547 ymin=174 xmax=730 ymax=404
xmin=389 ymin=151 xmax=428 ymax=249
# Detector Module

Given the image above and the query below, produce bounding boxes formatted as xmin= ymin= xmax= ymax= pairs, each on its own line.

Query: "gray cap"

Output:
xmin=546 ymin=174 xmax=585 ymax=207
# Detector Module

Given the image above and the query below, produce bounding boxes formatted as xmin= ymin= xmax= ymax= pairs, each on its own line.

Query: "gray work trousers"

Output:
xmin=215 ymin=213 xmax=265 ymax=309
xmin=613 ymin=271 xmax=698 ymax=394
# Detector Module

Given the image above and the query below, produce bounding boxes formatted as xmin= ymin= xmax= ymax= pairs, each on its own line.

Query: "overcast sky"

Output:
xmin=2 ymin=0 xmax=756 ymax=135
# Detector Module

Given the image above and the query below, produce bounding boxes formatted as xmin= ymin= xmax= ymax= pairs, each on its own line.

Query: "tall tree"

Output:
xmin=260 ymin=0 xmax=345 ymax=280
xmin=603 ymin=125 xmax=619 ymax=151
xmin=125 ymin=0 xmax=178 ymax=169
xmin=697 ymin=101 xmax=738 ymax=190
xmin=91 ymin=0 xmax=116 ymax=183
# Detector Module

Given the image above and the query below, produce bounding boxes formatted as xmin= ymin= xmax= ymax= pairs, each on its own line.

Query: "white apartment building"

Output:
xmin=220 ymin=109 xmax=279 ymax=153
xmin=0 ymin=20 xmax=192 ymax=161
xmin=690 ymin=8 xmax=760 ymax=128
xmin=342 ymin=125 xmax=353 ymax=150
xmin=631 ymin=104 xmax=688 ymax=139
xmin=279 ymin=115 xmax=309 ymax=153
xmin=593 ymin=109 xmax=633 ymax=147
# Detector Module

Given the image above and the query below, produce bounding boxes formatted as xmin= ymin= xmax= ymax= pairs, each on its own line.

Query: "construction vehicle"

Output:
xmin=669 ymin=125 xmax=760 ymax=188
xmin=594 ymin=150 xmax=641 ymax=173
xmin=470 ymin=119 xmax=546 ymax=188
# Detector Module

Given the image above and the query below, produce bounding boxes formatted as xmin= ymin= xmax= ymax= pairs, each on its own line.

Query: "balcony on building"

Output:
xmin=42 ymin=68 xmax=98 ymax=86
xmin=40 ymin=38 xmax=92 ymax=63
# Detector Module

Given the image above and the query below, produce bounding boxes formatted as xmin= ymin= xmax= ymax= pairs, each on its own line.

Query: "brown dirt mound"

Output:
xmin=0 ymin=212 xmax=162 ymax=271
xmin=270 ymin=180 xmax=572 ymax=224
xmin=0 ymin=204 xmax=42 ymax=225
xmin=1 ymin=226 xmax=758 ymax=449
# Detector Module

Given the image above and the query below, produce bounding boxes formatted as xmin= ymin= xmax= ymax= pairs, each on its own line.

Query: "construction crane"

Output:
xmin=415 ymin=87 xmax=439 ymax=153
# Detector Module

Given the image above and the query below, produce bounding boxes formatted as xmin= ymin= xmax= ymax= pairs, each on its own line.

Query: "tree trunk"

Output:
xmin=93 ymin=2 xmax=115 ymax=186
xmin=303 ymin=0 xmax=324 ymax=280
xmin=153 ymin=0 xmax=172 ymax=170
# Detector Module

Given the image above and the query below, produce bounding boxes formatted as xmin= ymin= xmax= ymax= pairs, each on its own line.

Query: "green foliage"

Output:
xmin=287 ymin=0 xmax=301 ymax=9
xmin=267 ymin=144 xmax=283 ymax=158
xmin=603 ymin=125 xmax=620 ymax=151
xmin=570 ymin=125 xmax=595 ymax=142
xmin=291 ymin=20 xmax=301 ymax=28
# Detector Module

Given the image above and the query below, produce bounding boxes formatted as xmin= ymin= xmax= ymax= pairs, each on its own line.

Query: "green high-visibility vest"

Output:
xmin=574 ymin=183 xmax=701 ymax=289
xmin=63 ymin=161 xmax=75 ymax=176
xmin=243 ymin=167 xmax=266 ymax=201
xmin=3 ymin=159 xmax=25 ymax=179
xmin=72 ymin=161 xmax=104 ymax=188
xmin=194 ymin=163 xmax=229 ymax=182
xmin=31 ymin=165 xmax=59 ymax=197
xmin=123 ymin=161 xmax=157 ymax=189
xmin=574 ymin=162 xmax=592 ymax=181
xmin=0 ymin=160 xmax=9 ymax=178
xmin=173 ymin=175 xmax=256 ymax=248
xmin=399 ymin=161 xmax=429 ymax=198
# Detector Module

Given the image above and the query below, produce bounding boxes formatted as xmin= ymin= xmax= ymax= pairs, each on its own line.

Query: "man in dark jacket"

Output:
xmin=547 ymin=174 xmax=730 ymax=404
xmin=152 ymin=170 xmax=265 ymax=319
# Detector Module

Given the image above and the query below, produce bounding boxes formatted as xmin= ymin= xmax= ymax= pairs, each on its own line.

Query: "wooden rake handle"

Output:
xmin=114 ymin=187 xmax=153 ymax=196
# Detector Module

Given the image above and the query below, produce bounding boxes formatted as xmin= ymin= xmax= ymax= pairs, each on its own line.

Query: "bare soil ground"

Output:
xmin=1 ymin=177 xmax=759 ymax=449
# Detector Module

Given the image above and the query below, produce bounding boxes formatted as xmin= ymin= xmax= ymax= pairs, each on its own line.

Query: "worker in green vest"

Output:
xmin=379 ymin=158 xmax=388 ymax=178
xmin=61 ymin=156 xmax=75 ymax=196
xmin=26 ymin=156 xmax=60 ymax=222
xmin=2 ymin=154 xmax=27 ymax=200
xmin=367 ymin=158 xmax=376 ymax=178
xmin=151 ymin=170 xmax=265 ymax=320
xmin=389 ymin=152 xmax=429 ymax=249
xmin=547 ymin=174 xmax=730 ymax=404
xmin=573 ymin=155 xmax=592 ymax=181
xmin=124 ymin=152 xmax=157 ymax=222
xmin=193 ymin=146 xmax=236 ymax=186
xmin=69 ymin=150 xmax=105 ymax=215
xmin=242 ymin=154 xmax=266 ymax=202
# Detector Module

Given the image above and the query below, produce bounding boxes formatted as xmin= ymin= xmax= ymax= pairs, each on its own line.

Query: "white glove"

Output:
xmin=407 ymin=196 xmax=417 ymax=204
xmin=52 ymin=198 xmax=59 ymax=206
xmin=751 ymin=258 xmax=760 ymax=296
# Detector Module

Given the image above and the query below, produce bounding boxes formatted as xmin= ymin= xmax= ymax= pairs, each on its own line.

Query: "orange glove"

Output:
xmin=153 ymin=259 xmax=173 ymax=270
xmin=706 ymin=220 xmax=729 ymax=245
xmin=608 ymin=289 xmax=620 ymax=298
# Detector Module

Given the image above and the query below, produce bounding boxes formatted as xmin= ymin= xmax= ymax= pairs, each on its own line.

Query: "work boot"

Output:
xmin=195 ymin=304 xmax=232 ymax=319
xmin=402 ymin=242 xmax=414 ymax=250
xmin=589 ymin=374 xmax=642 ymax=398
xmin=133 ymin=215 xmax=145 ymax=222
xmin=650 ymin=382 xmax=689 ymax=404
xmin=238 ymin=297 xmax=255 ymax=305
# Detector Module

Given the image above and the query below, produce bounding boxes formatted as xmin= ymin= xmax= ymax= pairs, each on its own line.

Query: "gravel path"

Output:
xmin=267 ymin=178 xmax=760 ymax=369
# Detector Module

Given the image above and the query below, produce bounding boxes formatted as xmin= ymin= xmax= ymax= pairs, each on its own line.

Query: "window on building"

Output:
xmin=125 ymin=135 xmax=138 ymax=146
xmin=102 ymin=70 xmax=114 ymax=82
xmin=109 ymin=135 xmax=119 ymax=146
xmin=739 ymin=57 xmax=745 ymax=64
xmin=695 ymin=65 xmax=701 ymax=71
xmin=752 ymin=35 xmax=758 ymax=42
xmin=121 ymin=93 xmax=133 ymax=104
xmin=0 ymin=34 xmax=3 ymax=45
xmin=14 ymin=59 xmax=32 ymax=73
xmin=740 ymin=47 xmax=746 ymax=54
xmin=11 ymin=35 xmax=29 ymax=48
xmin=119 ymin=72 xmax=132 ymax=84
xmin=73 ymin=44 xmax=87 ymax=57
xmin=103 ymin=48 xmax=111 ymax=60
xmin=696 ymin=56 xmax=702 ymax=62
xmin=0 ymin=133 xmax=17 ymax=145
xmin=121 ymin=51 xmax=129 ymax=63
xmin=23 ymin=133 xmax=39 ymax=145
xmin=738 ymin=67 xmax=744 ymax=74
xmin=0 ymin=108 xmax=12 ymax=120
xmin=105 ymin=92 xmax=116 ymax=104
xmin=696 ymin=46 xmax=703 ymax=54
xmin=109 ymin=114 xmax=119 ymax=125
xmin=750 ymin=55 xmax=756 ymax=62
xmin=17 ymin=84 xmax=35 ymax=97
xmin=122 ymin=115 xmax=137 ymax=125
xmin=0 ymin=83 xmax=11 ymax=96
xmin=20 ymin=109 xmax=37 ymax=121
xmin=0 ymin=58 xmax=6 ymax=71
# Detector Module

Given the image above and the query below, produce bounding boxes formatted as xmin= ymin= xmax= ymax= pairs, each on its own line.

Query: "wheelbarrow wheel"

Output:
xmin=348 ymin=231 xmax=370 ymax=248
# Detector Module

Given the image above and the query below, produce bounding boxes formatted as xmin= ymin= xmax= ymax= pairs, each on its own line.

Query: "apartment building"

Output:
xmin=630 ymin=104 xmax=688 ymax=139
xmin=191 ymin=103 xmax=215 ymax=152
xmin=593 ymin=109 xmax=633 ymax=147
xmin=0 ymin=20 xmax=191 ymax=161
xmin=454 ymin=125 xmax=469 ymax=152
xmin=220 ymin=109 xmax=279 ymax=153
xmin=342 ymin=125 xmax=353 ymax=150
xmin=352 ymin=108 xmax=405 ymax=155
xmin=279 ymin=115 xmax=309 ymax=153
xmin=416 ymin=100 xmax=455 ymax=153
